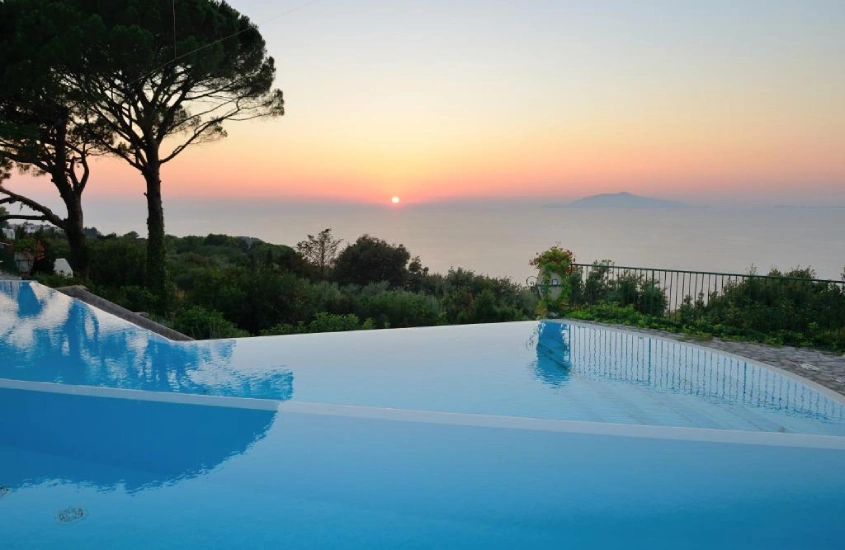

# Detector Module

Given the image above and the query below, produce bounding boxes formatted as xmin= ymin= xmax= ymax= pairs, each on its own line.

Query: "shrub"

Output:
xmin=261 ymin=312 xmax=375 ymax=336
xmin=567 ymin=263 xmax=667 ymax=316
xmin=303 ymin=281 xmax=355 ymax=317
xmin=89 ymin=236 xmax=146 ymax=288
xmin=191 ymin=267 xmax=309 ymax=334
xmin=172 ymin=306 xmax=249 ymax=339
xmin=334 ymin=235 xmax=410 ymax=288
xmin=356 ymin=290 xmax=440 ymax=328
xmin=91 ymin=285 xmax=159 ymax=313
xmin=439 ymin=268 xmax=534 ymax=324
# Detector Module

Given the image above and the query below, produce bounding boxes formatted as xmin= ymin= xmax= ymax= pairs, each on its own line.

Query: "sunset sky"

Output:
xmin=7 ymin=0 xmax=845 ymax=207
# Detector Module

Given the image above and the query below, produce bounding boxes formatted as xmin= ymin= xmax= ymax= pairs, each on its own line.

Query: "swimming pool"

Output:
xmin=2 ymin=281 xmax=845 ymax=548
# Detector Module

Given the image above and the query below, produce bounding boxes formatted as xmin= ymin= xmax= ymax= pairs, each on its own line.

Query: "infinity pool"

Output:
xmin=2 ymin=281 xmax=845 ymax=548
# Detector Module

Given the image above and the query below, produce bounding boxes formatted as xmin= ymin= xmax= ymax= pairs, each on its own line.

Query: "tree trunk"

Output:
xmin=63 ymin=193 xmax=89 ymax=280
xmin=143 ymin=161 xmax=168 ymax=308
xmin=65 ymin=222 xmax=88 ymax=280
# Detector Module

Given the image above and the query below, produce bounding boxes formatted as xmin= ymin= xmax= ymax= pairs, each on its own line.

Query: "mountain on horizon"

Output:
xmin=546 ymin=192 xmax=689 ymax=209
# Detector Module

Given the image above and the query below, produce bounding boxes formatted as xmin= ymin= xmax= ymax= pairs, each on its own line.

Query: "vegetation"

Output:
xmin=333 ymin=235 xmax=411 ymax=288
xmin=530 ymin=245 xmax=576 ymax=316
xmin=0 ymin=0 xmax=283 ymax=304
xmin=297 ymin=228 xmax=342 ymax=277
xmin=27 ymin=228 xmax=536 ymax=340
xmin=172 ymin=306 xmax=249 ymax=340
xmin=11 ymin=236 xmax=40 ymax=256
xmin=564 ymin=263 xmax=845 ymax=352
xmin=261 ymin=313 xmax=375 ymax=336
xmin=16 ymin=229 xmax=845 ymax=352
xmin=0 ymin=0 xmax=108 ymax=278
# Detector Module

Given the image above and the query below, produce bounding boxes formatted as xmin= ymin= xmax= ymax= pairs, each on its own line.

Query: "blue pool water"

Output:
xmin=2 ymin=281 xmax=845 ymax=548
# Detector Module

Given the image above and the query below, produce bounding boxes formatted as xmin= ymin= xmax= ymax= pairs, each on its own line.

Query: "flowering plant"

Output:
xmin=530 ymin=245 xmax=575 ymax=275
xmin=530 ymin=245 xmax=576 ymax=317
xmin=13 ymin=236 xmax=45 ymax=259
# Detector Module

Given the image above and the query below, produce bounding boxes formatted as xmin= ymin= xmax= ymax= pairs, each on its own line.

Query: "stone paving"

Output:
xmin=570 ymin=319 xmax=845 ymax=398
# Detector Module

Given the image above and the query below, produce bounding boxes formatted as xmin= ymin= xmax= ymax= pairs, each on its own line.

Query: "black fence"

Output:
xmin=563 ymin=263 xmax=845 ymax=314
xmin=526 ymin=263 xmax=845 ymax=350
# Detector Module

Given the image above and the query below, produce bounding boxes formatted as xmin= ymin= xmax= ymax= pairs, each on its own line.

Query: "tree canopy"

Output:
xmin=26 ymin=0 xmax=285 ymax=301
xmin=0 ymin=0 xmax=110 ymax=277
xmin=333 ymin=235 xmax=411 ymax=288
xmin=297 ymin=228 xmax=343 ymax=277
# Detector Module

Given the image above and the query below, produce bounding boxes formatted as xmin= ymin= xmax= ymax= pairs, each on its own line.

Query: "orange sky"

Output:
xmin=6 ymin=1 xmax=845 ymax=207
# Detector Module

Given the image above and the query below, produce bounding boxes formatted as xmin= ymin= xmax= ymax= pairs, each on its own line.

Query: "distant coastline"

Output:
xmin=544 ymin=192 xmax=690 ymax=209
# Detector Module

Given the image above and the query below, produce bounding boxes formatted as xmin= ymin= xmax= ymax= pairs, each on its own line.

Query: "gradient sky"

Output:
xmin=7 ymin=0 xmax=845 ymax=206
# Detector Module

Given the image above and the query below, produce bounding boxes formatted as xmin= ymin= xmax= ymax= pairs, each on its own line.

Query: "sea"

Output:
xmin=79 ymin=199 xmax=845 ymax=283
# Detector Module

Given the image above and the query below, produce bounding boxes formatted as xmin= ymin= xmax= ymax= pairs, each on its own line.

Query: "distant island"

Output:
xmin=544 ymin=192 xmax=689 ymax=209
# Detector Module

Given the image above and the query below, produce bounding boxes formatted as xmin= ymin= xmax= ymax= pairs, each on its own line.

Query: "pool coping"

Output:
xmin=56 ymin=284 xmax=193 ymax=341
xmin=2 ymin=377 xmax=844 ymax=450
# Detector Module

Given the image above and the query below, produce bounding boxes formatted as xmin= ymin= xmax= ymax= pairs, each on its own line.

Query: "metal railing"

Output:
xmin=565 ymin=263 xmax=845 ymax=314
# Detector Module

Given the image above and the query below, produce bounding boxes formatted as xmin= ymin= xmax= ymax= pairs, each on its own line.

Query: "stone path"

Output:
xmin=569 ymin=320 xmax=845 ymax=398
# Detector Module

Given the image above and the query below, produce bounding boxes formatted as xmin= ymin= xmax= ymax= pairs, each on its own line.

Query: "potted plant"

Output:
xmin=12 ymin=236 xmax=43 ymax=279
xmin=530 ymin=245 xmax=575 ymax=316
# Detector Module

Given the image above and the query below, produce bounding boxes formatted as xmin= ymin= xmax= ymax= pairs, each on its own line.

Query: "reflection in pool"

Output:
xmin=0 ymin=388 xmax=276 ymax=492
xmin=532 ymin=321 xmax=572 ymax=387
xmin=0 ymin=281 xmax=292 ymax=400
xmin=531 ymin=321 xmax=845 ymax=424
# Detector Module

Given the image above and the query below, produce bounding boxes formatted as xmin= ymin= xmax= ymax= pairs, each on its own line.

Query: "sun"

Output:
xmin=391 ymin=196 xmax=401 ymax=204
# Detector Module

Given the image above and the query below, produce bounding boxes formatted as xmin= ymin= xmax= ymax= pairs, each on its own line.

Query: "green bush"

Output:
xmin=172 ymin=306 xmax=249 ymax=339
xmin=261 ymin=312 xmax=375 ymax=336
xmin=356 ymin=290 xmax=441 ymax=328
xmin=304 ymin=281 xmax=355 ymax=316
xmin=439 ymin=268 xmax=534 ymax=324
xmin=566 ymin=266 xmax=845 ymax=352
xmin=334 ymin=235 xmax=410 ymax=288
xmin=568 ymin=263 xmax=667 ymax=316
xmin=191 ymin=266 xmax=309 ymax=334
xmin=89 ymin=236 xmax=146 ymax=288
xmin=685 ymin=269 xmax=845 ymax=350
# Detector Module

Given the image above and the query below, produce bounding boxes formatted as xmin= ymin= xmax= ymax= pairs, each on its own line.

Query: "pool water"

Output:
xmin=2 ymin=281 xmax=843 ymax=435
xmin=2 ymin=281 xmax=845 ymax=548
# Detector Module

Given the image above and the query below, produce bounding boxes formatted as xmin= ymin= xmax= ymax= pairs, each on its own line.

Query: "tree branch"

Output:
xmin=160 ymin=115 xmax=230 ymax=164
xmin=156 ymin=86 xmax=191 ymax=143
xmin=76 ymin=154 xmax=90 ymax=194
xmin=0 ymin=186 xmax=65 ymax=228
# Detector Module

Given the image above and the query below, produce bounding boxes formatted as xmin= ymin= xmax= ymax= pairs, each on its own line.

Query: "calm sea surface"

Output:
xmin=84 ymin=200 xmax=845 ymax=283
